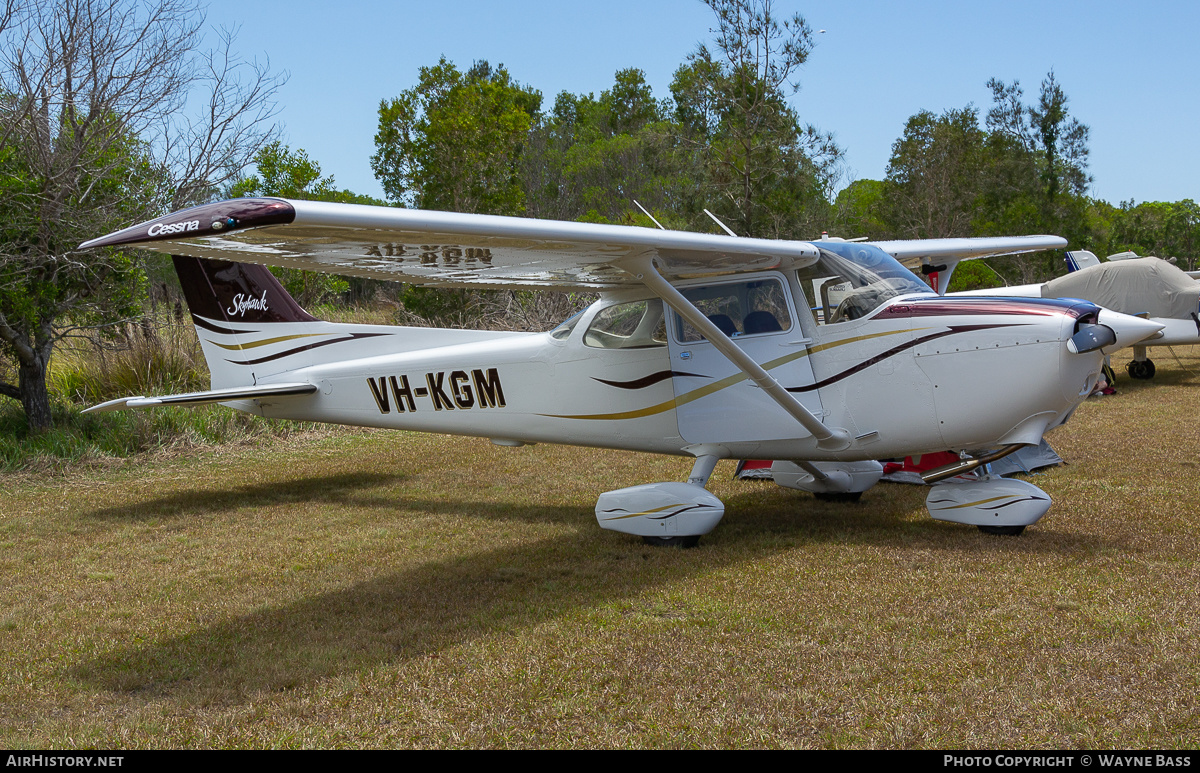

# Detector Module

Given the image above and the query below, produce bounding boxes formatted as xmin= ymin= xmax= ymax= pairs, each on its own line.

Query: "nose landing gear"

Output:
xmin=1126 ymin=358 xmax=1156 ymax=380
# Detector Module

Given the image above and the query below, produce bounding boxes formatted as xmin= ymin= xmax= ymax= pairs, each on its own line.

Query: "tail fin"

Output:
xmin=174 ymin=256 xmax=384 ymax=389
xmin=1064 ymin=250 xmax=1100 ymax=273
xmin=173 ymin=256 xmax=317 ymax=326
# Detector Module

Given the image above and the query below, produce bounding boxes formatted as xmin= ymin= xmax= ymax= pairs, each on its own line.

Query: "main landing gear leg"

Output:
xmin=686 ymin=454 xmax=720 ymax=487
xmin=640 ymin=454 xmax=722 ymax=548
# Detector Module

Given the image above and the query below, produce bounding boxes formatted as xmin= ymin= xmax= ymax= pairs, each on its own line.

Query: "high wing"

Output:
xmin=80 ymin=198 xmax=820 ymax=290
xmin=873 ymin=235 xmax=1068 ymax=268
xmin=867 ymin=235 xmax=1068 ymax=294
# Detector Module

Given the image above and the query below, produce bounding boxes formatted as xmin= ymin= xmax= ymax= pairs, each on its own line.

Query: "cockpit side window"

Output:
xmin=673 ymin=277 xmax=793 ymax=343
xmin=797 ymin=243 xmax=932 ymax=324
xmin=583 ymin=299 xmax=667 ymax=349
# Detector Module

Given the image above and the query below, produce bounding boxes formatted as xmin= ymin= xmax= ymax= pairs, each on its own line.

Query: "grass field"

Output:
xmin=3 ymin=348 xmax=1200 ymax=749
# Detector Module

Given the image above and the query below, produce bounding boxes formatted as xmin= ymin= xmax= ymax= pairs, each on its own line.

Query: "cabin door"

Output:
xmin=666 ymin=273 xmax=823 ymax=444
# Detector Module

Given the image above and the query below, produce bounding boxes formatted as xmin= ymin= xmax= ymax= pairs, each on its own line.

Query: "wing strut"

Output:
xmin=626 ymin=254 xmax=851 ymax=451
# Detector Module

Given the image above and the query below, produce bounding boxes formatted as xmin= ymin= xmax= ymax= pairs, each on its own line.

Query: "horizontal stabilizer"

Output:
xmin=83 ymin=382 xmax=317 ymax=413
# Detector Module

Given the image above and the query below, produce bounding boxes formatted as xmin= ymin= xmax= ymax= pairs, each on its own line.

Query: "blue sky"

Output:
xmin=204 ymin=0 xmax=1198 ymax=208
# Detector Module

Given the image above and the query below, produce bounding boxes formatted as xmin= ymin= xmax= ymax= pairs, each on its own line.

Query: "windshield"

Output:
xmin=798 ymin=242 xmax=933 ymax=324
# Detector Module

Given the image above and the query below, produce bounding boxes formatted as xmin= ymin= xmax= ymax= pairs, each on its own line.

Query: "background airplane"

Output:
xmin=80 ymin=198 xmax=1161 ymax=544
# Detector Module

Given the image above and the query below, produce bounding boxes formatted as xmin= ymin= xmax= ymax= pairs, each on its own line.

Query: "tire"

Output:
xmin=1127 ymin=359 xmax=1156 ymax=380
xmin=814 ymin=491 xmax=863 ymax=502
xmin=977 ymin=525 xmax=1026 ymax=536
xmin=642 ymin=535 xmax=701 ymax=548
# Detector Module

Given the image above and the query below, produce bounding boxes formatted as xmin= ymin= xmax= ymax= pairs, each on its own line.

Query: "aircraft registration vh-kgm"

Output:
xmin=80 ymin=198 xmax=1163 ymax=546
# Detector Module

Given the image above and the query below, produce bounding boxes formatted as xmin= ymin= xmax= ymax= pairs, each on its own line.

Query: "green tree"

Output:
xmin=0 ymin=0 xmax=283 ymax=431
xmin=880 ymin=107 xmax=989 ymax=239
xmin=0 ymin=115 xmax=157 ymax=426
xmin=522 ymin=69 xmax=683 ymax=226
xmin=228 ymin=141 xmax=386 ymax=304
xmin=987 ymin=71 xmax=1091 ymax=203
xmin=878 ymin=72 xmax=1097 ymax=284
xmin=229 ymin=140 xmax=383 ymax=206
xmin=669 ymin=0 xmax=842 ymax=239
xmin=372 ymin=58 xmax=541 ymax=215
xmin=831 ymin=178 xmax=889 ymax=238
xmin=1105 ymin=199 xmax=1200 ymax=269
xmin=371 ymin=59 xmax=543 ymax=323
xmin=983 ymin=71 xmax=1093 ymax=278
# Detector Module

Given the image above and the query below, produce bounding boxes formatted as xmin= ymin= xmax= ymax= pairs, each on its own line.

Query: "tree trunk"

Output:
xmin=18 ymin=349 xmax=53 ymax=432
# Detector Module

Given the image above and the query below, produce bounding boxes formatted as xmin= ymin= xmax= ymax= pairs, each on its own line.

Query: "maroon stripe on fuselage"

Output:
xmin=223 ymin=332 xmax=392 ymax=365
xmin=190 ymin=314 xmax=259 ymax=336
xmin=593 ymin=370 xmax=709 ymax=389
xmin=786 ymin=324 xmax=1023 ymax=393
xmin=874 ymin=297 xmax=1097 ymax=321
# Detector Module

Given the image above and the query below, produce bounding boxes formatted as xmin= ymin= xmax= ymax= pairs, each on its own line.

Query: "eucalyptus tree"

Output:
xmin=987 ymin=71 xmax=1091 ymax=204
xmin=522 ymin=68 xmax=683 ymax=226
xmin=372 ymin=58 xmax=541 ymax=216
xmin=670 ymin=0 xmax=842 ymax=239
xmin=881 ymin=107 xmax=989 ymax=239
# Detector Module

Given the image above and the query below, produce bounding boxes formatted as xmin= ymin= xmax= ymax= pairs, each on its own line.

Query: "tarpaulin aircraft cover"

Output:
xmin=1043 ymin=258 xmax=1200 ymax=319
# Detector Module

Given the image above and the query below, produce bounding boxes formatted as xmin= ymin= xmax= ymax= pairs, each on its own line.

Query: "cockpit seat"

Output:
xmin=707 ymin=314 xmax=738 ymax=337
xmin=742 ymin=310 xmax=782 ymax=334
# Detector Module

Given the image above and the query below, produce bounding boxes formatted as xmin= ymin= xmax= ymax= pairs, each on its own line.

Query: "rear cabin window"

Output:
xmin=583 ymin=299 xmax=667 ymax=349
xmin=550 ymin=309 xmax=585 ymax=340
xmin=673 ymin=278 xmax=792 ymax=343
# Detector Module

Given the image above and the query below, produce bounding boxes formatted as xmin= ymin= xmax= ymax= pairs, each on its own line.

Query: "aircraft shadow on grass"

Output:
xmin=69 ymin=486 xmax=1104 ymax=704
xmin=80 ymin=471 xmax=411 ymax=522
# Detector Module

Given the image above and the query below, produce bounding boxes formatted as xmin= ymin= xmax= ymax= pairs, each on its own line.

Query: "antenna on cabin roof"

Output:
xmin=632 ymin=200 xmax=666 ymax=231
xmin=703 ymin=209 xmax=737 ymax=237
xmin=818 ymin=232 xmax=870 ymax=242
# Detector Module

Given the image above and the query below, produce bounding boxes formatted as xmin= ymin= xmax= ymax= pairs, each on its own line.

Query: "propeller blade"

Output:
xmin=1067 ymin=324 xmax=1117 ymax=354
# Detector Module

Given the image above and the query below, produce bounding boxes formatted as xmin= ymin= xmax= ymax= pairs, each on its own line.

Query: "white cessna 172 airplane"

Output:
xmin=80 ymin=198 xmax=1162 ymax=545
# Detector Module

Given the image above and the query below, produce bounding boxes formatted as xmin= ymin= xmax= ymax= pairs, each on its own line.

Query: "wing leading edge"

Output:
xmin=875 ymin=235 xmax=1068 ymax=269
xmin=81 ymin=198 xmax=1067 ymax=290
xmin=80 ymin=198 xmax=822 ymax=290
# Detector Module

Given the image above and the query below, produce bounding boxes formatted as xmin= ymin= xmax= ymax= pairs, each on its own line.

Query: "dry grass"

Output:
xmin=2 ymin=347 xmax=1200 ymax=748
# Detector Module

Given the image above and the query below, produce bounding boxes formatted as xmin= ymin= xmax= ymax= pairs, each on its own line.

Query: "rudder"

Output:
xmin=173 ymin=256 xmax=333 ymax=389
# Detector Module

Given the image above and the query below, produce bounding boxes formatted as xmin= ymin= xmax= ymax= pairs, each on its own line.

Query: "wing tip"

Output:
xmin=79 ymin=198 xmax=296 ymax=251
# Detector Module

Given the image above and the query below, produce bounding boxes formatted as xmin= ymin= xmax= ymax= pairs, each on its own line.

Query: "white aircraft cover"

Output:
xmin=1042 ymin=257 xmax=1200 ymax=319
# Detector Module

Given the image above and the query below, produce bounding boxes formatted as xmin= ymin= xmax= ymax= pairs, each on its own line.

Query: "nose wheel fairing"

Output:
xmin=925 ymin=476 xmax=1052 ymax=529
